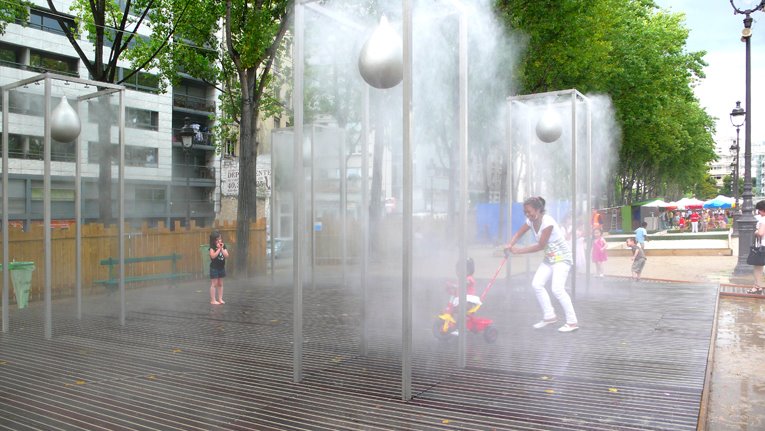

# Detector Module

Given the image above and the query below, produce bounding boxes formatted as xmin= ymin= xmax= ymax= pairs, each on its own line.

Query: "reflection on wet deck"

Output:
xmin=705 ymin=296 xmax=765 ymax=430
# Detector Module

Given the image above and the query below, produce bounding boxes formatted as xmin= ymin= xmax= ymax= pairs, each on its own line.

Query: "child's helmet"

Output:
xmin=456 ymin=257 xmax=475 ymax=276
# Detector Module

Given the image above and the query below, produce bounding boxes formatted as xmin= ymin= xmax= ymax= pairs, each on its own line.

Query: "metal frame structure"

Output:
xmin=506 ymin=89 xmax=594 ymax=295
xmin=292 ymin=0 xmax=468 ymax=401
xmin=2 ymin=73 xmax=126 ymax=338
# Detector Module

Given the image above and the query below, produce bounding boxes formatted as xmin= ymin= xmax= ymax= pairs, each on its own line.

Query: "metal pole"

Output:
xmin=734 ymin=131 xmax=740 ymax=207
xmin=457 ymin=8 xmax=468 ymax=369
xmin=270 ymin=134 xmax=275 ymax=282
xmin=310 ymin=125 xmax=315 ymax=290
xmin=401 ymin=0 xmax=413 ymax=402
xmin=118 ymin=90 xmax=126 ymax=326
xmin=361 ymin=87 xmax=370 ymax=356
xmin=75 ymin=97 xmax=82 ymax=320
xmin=570 ymin=91 xmax=577 ymax=298
xmin=186 ymin=150 xmax=191 ymax=227
xmin=293 ymin=0 xmax=305 ymax=383
xmin=735 ymin=13 xmax=756 ymax=275
xmin=340 ymin=130 xmax=347 ymax=288
xmin=2 ymin=88 xmax=9 ymax=333
xmin=44 ymin=76 xmax=52 ymax=339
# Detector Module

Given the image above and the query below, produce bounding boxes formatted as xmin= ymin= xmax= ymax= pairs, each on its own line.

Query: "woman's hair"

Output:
xmin=756 ymin=200 xmax=765 ymax=212
xmin=523 ymin=196 xmax=546 ymax=213
xmin=209 ymin=231 xmax=222 ymax=248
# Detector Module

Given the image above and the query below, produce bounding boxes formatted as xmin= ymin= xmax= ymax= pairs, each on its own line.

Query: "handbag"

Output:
xmin=747 ymin=235 xmax=765 ymax=266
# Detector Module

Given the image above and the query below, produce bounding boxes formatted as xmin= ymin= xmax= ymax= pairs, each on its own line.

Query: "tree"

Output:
xmin=163 ymin=1 xmax=291 ymax=274
xmin=494 ymin=0 xmax=716 ymax=206
xmin=0 ymin=1 xmax=28 ymax=35
xmin=39 ymin=0 xmax=200 ymax=223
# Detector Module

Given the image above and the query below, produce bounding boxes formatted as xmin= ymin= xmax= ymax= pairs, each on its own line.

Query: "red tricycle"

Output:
xmin=432 ymin=256 xmax=507 ymax=343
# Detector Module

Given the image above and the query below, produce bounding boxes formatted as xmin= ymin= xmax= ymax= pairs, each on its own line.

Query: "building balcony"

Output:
xmin=172 ymin=94 xmax=216 ymax=113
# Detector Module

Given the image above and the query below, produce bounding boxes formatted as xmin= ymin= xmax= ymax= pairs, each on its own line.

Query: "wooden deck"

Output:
xmin=0 ymin=272 xmax=717 ymax=430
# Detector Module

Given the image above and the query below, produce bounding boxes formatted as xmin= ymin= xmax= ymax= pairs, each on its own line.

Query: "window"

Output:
xmin=135 ymin=187 xmax=166 ymax=202
xmin=0 ymin=42 xmax=22 ymax=68
xmin=7 ymin=91 xmax=44 ymax=116
xmin=102 ymin=27 xmax=150 ymax=49
xmin=1 ymin=134 xmax=76 ymax=162
xmin=29 ymin=50 xmax=79 ymax=76
xmin=88 ymin=142 xmax=158 ymax=168
xmin=126 ymin=107 xmax=159 ymax=131
xmin=28 ymin=8 xmax=75 ymax=36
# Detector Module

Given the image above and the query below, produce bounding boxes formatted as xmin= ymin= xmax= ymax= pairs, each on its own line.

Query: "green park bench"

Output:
xmin=95 ymin=253 xmax=188 ymax=288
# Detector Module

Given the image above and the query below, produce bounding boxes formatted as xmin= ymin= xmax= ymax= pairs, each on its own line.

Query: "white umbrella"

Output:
xmin=642 ymin=199 xmax=670 ymax=208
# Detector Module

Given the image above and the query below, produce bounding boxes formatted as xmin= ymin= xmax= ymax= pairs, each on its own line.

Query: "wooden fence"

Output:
xmin=1 ymin=219 xmax=266 ymax=304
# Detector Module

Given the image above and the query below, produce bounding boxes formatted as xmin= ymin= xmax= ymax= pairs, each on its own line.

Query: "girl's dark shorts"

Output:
xmin=210 ymin=268 xmax=226 ymax=279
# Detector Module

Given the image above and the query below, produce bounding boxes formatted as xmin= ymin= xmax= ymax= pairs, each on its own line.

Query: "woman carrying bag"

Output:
xmin=747 ymin=200 xmax=765 ymax=294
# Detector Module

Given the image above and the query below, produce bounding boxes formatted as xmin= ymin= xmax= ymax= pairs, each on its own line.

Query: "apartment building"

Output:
xmin=0 ymin=2 xmax=218 ymax=228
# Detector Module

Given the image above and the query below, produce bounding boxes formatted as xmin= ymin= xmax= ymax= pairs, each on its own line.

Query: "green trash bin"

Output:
xmin=0 ymin=262 xmax=35 ymax=309
xmin=200 ymin=244 xmax=210 ymax=277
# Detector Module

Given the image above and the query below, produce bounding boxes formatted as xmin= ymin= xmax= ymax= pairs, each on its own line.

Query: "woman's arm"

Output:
xmin=757 ymin=221 xmax=765 ymax=239
xmin=511 ymin=225 xmax=551 ymax=254
xmin=506 ymin=223 xmax=530 ymax=250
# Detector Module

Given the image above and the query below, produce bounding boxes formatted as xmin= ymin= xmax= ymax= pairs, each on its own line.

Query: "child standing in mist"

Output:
xmin=591 ymin=228 xmax=608 ymax=277
xmin=209 ymin=231 xmax=229 ymax=305
xmin=504 ymin=196 xmax=579 ymax=332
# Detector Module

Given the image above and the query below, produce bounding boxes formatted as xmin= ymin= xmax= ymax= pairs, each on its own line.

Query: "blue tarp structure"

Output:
xmin=476 ymin=201 xmax=573 ymax=243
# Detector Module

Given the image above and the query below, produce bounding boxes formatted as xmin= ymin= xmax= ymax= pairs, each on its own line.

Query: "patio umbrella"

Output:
xmin=674 ymin=197 xmax=705 ymax=210
xmin=642 ymin=199 xmax=670 ymax=208
xmin=703 ymin=195 xmax=735 ymax=209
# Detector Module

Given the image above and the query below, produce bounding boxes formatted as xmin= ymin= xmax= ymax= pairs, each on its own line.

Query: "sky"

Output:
xmin=655 ymin=0 xmax=765 ymax=149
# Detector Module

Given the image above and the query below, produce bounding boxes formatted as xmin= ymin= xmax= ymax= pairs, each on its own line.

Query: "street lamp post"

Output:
xmin=179 ymin=117 xmax=196 ymax=228
xmin=730 ymin=0 xmax=765 ymax=275
xmin=730 ymin=101 xmax=744 ymax=215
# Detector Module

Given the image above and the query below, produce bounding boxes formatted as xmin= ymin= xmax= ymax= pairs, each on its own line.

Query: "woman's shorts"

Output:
xmin=210 ymin=267 xmax=226 ymax=279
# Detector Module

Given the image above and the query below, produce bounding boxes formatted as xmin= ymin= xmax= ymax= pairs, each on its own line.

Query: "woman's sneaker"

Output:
xmin=558 ymin=323 xmax=579 ymax=332
xmin=532 ymin=318 xmax=558 ymax=329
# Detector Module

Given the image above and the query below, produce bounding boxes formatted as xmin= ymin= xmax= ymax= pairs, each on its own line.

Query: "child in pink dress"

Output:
xmin=591 ymin=228 xmax=608 ymax=277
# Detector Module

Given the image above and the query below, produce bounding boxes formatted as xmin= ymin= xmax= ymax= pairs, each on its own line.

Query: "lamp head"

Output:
xmin=730 ymin=101 xmax=746 ymax=127
xmin=179 ymin=117 xmax=195 ymax=150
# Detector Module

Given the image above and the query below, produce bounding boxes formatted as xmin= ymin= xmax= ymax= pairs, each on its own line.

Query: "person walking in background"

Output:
xmin=505 ymin=196 xmax=579 ymax=333
xmin=591 ymin=228 xmax=608 ymax=277
xmin=626 ymin=237 xmax=647 ymax=281
xmin=635 ymin=221 xmax=648 ymax=249
xmin=209 ymin=230 xmax=229 ymax=305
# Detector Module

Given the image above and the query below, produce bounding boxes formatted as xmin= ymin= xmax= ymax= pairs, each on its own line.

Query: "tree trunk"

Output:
xmin=236 ymin=96 xmax=257 ymax=276
xmin=96 ymin=96 xmax=113 ymax=224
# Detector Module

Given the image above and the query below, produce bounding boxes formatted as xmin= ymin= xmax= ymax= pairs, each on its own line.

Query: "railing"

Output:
xmin=0 ymin=59 xmax=79 ymax=77
xmin=173 ymin=94 xmax=216 ymax=113
xmin=171 ymin=128 xmax=215 ymax=147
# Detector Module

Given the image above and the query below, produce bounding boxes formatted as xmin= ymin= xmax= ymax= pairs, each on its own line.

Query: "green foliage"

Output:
xmin=494 ymin=0 xmax=716 ymax=206
xmin=0 ymin=0 xmax=30 ymax=35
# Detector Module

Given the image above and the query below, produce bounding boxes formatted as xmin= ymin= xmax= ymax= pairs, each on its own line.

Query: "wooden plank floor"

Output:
xmin=0 ymin=273 xmax=717 ymax=430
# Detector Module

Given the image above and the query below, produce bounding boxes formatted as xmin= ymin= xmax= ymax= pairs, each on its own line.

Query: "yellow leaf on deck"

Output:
xmin=172 ymin=348 xmax=182 ymax=353
xmin=147 ymin=375 xmax=156 ymax=380
xmin=545 ymin=389 xmax=555 ymax=394
xmin=541 ymin=376 xmax=550 ymax=380
xmin=0 ymin=361 xmax=7 ymax=365
xmin=75 ymin=380 xmax=86 ymax=385
xmin=442 ymin=419 xmax=450 ymax=424
xmin=608 ymin=387 xmax=619 ymax=393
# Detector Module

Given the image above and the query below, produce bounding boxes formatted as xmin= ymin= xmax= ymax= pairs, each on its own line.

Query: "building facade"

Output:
xmin=1 ymin=1 xmax=218 ymax=228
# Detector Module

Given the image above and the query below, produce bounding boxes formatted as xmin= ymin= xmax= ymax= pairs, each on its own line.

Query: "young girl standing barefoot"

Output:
xmin=591 ymin=228 xmax=608 ymax=277
xmin=209 ymin=231 xmax=229 ymax=305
